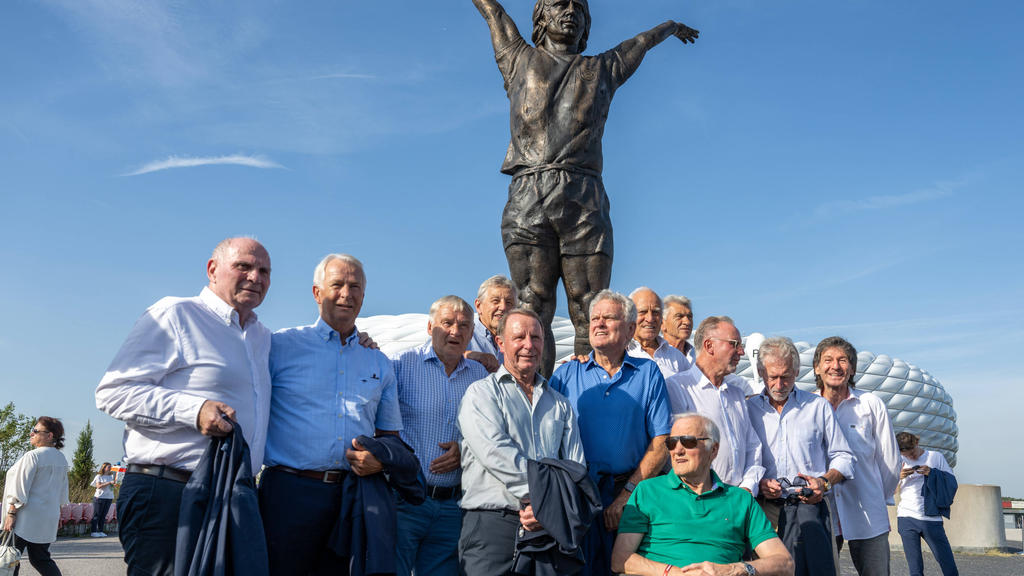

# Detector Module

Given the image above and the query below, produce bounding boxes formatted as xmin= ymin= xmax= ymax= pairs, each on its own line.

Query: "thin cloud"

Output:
xmin=124 ymin=154 xmax=285 ymax=176
xmin=813 ymin=180 xmax=960 ymax=218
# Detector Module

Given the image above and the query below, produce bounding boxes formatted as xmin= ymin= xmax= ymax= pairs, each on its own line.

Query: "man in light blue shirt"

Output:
xmin=390 ymin=295 xmax=488 ymax=576
xmin=747 ymin=337 xmax=854 ymax=576
xmin=548 ymin=290 xmax=672 ymax=576
xmin=260 ymin=253 xmax=403 ymax=576
xmin=465 ymin=274 xmax=518 ymax=372
xmin=457 ymin=308 xmax=585 ymax=576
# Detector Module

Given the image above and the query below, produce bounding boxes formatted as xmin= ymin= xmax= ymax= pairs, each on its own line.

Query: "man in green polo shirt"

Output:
xmin=611 ymin=413 xmax=794 ymax=576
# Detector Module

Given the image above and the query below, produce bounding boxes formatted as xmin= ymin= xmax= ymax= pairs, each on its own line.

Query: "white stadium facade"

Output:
xmin=360 ymin=313 xmax=959 ymax=467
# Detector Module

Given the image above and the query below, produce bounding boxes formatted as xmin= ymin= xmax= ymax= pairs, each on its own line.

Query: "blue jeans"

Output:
xmin=396 ymin=496 xmax=462 ymax=576
xmin=91 ymin=498 xmax=113 ymax=533
xmin=898 ymin=517 xmax=959 ymax=576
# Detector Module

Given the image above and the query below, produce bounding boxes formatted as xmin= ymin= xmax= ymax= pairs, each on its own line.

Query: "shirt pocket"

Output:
xmin=843 ymin=420 xmax=875 ymax=459
xmin=343 ymin=373 xmax=385 ymax=418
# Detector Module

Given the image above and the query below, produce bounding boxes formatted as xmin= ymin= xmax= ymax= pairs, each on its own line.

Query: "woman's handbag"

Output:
xmin=0 ymin=529 xmax=20 ymax=576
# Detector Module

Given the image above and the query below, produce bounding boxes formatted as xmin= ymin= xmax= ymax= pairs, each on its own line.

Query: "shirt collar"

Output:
xmin=667 ymin=469 xmax=724 ymax=496
xmin=199 ymin=286 xmax=248 ymax=327
xmin=584 ymin=351 xmax=639 ymax=372
xmin=314 ymin=316 xmax=358 ymax=344
xmin=421 ymin=341 xmax=470 ymax=375
xmin=496 ymin=365 xmax=546 ymax=389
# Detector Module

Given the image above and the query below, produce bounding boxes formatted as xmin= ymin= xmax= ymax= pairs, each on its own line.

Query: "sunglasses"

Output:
xmin=30 ymin=428 xmax=49 ymax=435
xmin=665 ymin=435 xmax=710 ymax=450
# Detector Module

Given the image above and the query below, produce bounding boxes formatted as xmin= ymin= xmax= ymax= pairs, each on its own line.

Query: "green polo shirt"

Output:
xmin=618 ymin=470 xmax=777 ymax=567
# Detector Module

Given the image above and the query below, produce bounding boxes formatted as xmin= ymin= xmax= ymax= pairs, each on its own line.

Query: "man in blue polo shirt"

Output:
xmin=549 ymin=289 xmax=673 ymax=576
xmin=612 ymin=413 xmax=794 ymax=576
xmin=390 ymin=295 xmax=488 ymax=576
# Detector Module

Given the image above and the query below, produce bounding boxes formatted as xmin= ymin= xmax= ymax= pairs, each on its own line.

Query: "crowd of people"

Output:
xmin=87 ymin=237 xmax=959 ymax=576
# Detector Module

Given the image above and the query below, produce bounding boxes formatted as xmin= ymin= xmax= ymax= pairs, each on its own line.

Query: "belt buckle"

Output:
xmin=323 ymin=470 xmax=340 ymax=483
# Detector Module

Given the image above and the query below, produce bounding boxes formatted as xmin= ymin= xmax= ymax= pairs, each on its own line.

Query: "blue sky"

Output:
xmin=2 ymin=1 xmax=1022 ymax=495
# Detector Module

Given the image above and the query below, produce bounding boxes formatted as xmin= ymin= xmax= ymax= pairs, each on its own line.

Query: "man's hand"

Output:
xmin=678 ymin=561 xmax=736 ymax=575
xmin=797 ymin=473 xmax=825 ymax=505
xmin=759 ymin=478 xmax=782 ymax=500
xmin=917 ymin=465 xmax=931 ymax=476
xmin=357 ymin=331 xmax=379 ymax=350
xmin=519 ymin=504 xmax=543 ymax=532
xmin=464 ymin=350 xmax=500 ymax=373
xmin=673 ymin=22 xmax=699 ymax=44
xmin=346 ymin=438 xmax=384 ymax=476
xmin=430 ymin=441 xmax=461 ymax=475
xmin=604 ymin=491 xmax=630 ymax=531
xmin=196 ymin=400 xmax=235 ymax=436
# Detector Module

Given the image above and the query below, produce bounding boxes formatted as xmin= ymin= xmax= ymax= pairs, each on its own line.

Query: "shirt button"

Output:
xmin=605 ymin=392 xmax=610 ymax=396
xmin=337 ymin=437 xmax=343 ymax=441
xmin=339 ymin=370 xmax=344 ymax=375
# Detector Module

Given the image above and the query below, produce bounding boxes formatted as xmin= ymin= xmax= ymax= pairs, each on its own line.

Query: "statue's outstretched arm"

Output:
xmin=613 ymin=20 xmax=699 ymax=76
xmin=472 ymin=0 xmax=525 ymax=51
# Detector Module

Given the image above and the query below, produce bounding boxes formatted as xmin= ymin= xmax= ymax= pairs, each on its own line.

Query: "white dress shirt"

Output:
xmin=665 ymin=364 xmax=764 ymax=494
xmin=457 ymin=367 xmax=585 ymax=511
xmin=96 ymin=287 xmax=271 ymax=474
xmin=826 ymin=387 xmax=901 ymax=540
xmin=897 ymin=449 xmax=953 ymax=522
xmin=747 ymin=388 xmax=856 ymax=482
xmin=626 ymin=336 xmax=691 ymax=379
xmin=3 ymin=447 xmax=69 ymax=544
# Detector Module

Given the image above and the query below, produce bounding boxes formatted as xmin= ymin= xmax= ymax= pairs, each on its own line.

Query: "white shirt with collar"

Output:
xmin=825 ymin=387 xmax=901 ymax=540
xmin=96 ymin=287 xmax=272 ymax=474
xmin=746 ymin=387 xmax=856 ymax=483
xmin=626 ymin=336 xmax=691 ymax=379
xmin=665 ymin=363 xmax=764 ymax=494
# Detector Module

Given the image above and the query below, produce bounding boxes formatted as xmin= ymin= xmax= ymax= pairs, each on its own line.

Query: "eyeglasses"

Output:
xmin=709 ymin=337 xmax=742 ymax=350
xmin=665 ymin=435 xmax=710 ymax=450
xmin=30 ymin=428 xmax=49 ymax=435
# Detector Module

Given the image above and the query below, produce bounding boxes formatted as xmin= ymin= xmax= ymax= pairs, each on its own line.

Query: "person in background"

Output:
xmin=626 ymin=287 xmax=690 ymax=379
xmin=896 ymin=432 xmax=959 ymax=576
xmin=90 ymin=462 xmax=116 ymax=538
xmin=465 ymin=275 xmax=518 ymax=372
xmin=661 ymin=295 xmax=696 ymax=364
xmin=3 ymin=416 xmax=70 ymax=576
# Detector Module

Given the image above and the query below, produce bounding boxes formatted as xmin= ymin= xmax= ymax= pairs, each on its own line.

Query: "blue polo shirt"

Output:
xmin=549 ymin=354 xmax=672 ymax=476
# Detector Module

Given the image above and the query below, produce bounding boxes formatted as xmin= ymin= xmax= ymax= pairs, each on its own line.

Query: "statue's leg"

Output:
xmin=561 ymin=253 xmax=612 ymax=357
xmin=505 ymin=243 xmax=561 ymax=377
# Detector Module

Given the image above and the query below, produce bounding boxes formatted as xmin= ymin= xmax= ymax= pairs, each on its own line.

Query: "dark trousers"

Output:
xmin=12 ymin=534 xmax=62 ymax=576
xmin=258 ymin=466 xmax=350 ymax=576
xmin=777 ymin=500 xmax=837 ymax=576
xmin=578 ymin=473 xmax=627 ymax=576
xmin=837 ymin=532 xmax=891 ymax=576
xmin=117 ymin=472 xmax=185 ymax=576
xmin=91 ymin=498 xmax=113 ymax=533
xmin=897 ymin=517 xmax=959 ymax=576
xmin=458 ymin=509 xmax=520 ymax=576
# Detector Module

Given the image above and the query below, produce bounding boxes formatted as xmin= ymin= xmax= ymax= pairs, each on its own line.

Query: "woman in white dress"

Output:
xmin=2 ymin=416 xmax=69 ymax=576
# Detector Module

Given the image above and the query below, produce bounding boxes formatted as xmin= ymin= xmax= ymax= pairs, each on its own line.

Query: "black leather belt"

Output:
xmin=272 ymin=465 xmax=348 ymax=484
xmin=126 ymin=463 xmax=191 ymax=483
xmin=425 ymin=484 xmax=460 ymax=500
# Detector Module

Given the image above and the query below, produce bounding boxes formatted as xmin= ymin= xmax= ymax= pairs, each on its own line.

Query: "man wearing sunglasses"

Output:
xmin=612 ymin=413 xmax=794 ymax=576
xmin=664 ymin=316 xmax=764 ymax=496
xmin=747 ymin=337 xmax=854 ymax=576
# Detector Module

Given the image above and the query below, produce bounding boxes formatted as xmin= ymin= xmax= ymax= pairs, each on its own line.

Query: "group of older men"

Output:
xmin=96 ymin=237 xmax=903 ymax=576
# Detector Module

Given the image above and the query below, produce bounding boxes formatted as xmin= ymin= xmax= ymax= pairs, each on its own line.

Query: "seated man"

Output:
xmin=611 ymin=413 xmax=794 ymax=576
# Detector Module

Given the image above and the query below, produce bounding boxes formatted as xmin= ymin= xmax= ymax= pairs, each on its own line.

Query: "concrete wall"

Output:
xmin=888 ymin=484 xmax=1009 ymax=553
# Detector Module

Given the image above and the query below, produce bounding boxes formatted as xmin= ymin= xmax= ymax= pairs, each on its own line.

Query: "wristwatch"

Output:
xmin=818 ymin=476 xmax=832 ymax=492
xmin=624 ymin=480 xmax=637 ymax=493
xmin=741 ymin=562 xmax=756 ymax=575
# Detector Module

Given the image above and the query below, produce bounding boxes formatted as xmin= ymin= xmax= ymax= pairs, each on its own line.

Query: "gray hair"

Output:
xmin=211 ymin=236 xmax=260 ymax=262
xmin=693 ymin=315 xmax=736 ymax=351
xmin=429 ymin=295 xmax=474 ymax=322
xmin=757 ymin=336 xmax=801 ymax=375
xmin=628 ymin=286 xmax=658 ymax=301
xmin=313 ymin=253 xmax=365 ymax=288
xmin=589 ymin=289 xmax=637 ymax=325
xmin=663 ymin=294 xmax=692 ymax=311
xmin=672 ymin=412 xmax=720 ymax=448
xmin=476 ymin=275 xmax=519 ymax=303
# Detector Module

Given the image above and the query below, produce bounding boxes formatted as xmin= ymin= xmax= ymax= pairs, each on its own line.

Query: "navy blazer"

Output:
xmin=175 ymin=422 xmax=269 ymax=576
xmin=328 ymin=434 xmax=424 ymax=576
xmin=512 ymin=458 xmax=602 ymax=576
xmin=923 ymin=468 xmax=958 ymax=519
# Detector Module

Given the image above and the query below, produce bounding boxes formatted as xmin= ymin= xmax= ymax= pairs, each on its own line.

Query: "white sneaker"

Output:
xmin=98 ymin=532 xmax=108 ymax=537
xmin=91 ymin=532 xmax=102 ymax=538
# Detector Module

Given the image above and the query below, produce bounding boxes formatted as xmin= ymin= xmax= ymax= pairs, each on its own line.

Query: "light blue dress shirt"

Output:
xmin=391 ymin=342 xmax=488 ymax=487
xmin=467 ymin=316 xmax=502 ymax=365
xmin=265 ymin=317 xmax=403 ymax=471
xmin=548 ymin=354 xmax=672 ymax=477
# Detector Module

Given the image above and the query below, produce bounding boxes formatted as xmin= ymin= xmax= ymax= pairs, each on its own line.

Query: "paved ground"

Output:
xmin=15 ymin=535 xmax=1024 ymax=575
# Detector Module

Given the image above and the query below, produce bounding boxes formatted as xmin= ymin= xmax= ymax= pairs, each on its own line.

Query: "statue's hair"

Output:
xmin=589 ymin=289 xmax=637 ymax=325
xmin=532 ymin=0 xmax=591 ymax=53
xmin=476 ymin=275 xmax=519 ymax=303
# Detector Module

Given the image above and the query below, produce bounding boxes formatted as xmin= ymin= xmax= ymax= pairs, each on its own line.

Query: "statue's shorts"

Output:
xmin=501 ymin=168 xmax=613 ymax=258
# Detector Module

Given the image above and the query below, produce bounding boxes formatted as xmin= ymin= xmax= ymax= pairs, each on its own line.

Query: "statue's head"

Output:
xmin=532 ymin=0 xmax=591 ymax=53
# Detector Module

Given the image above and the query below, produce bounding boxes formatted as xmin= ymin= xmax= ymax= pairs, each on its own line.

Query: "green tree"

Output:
xmin=0 ymin=402 xmax=34 ymax=495
xmin=69 ymin=420 xmax=96 ymax=498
